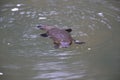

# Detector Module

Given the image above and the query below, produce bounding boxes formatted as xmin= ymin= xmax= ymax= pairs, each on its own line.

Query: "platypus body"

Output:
xmin=37 ymin=25 xmax=85 ymax=48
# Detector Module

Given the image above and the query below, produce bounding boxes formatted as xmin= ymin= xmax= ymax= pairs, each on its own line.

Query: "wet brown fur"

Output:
xmin=37 ymin=25 xmax=85 ymax=48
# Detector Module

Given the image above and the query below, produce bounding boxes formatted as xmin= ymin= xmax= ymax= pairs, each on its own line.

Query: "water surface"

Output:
xmin=0 ymin=0 xmax=120 ymax=80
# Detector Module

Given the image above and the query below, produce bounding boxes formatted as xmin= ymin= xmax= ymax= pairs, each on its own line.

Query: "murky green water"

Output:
xmin=0 ymin=0 xmax=120 ymax=80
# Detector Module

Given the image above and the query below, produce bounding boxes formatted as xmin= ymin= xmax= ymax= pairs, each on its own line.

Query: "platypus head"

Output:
xmin=37 ymin=25 xmax=54 ymax=31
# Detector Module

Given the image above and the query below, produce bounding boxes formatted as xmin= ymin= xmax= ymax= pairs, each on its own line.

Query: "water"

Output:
xmin=0 ymin=0 xmax=120 ymax=80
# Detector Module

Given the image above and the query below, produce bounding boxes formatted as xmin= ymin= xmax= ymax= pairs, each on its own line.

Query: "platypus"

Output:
xmin=37 ymin=25 xmax=85 ymax=48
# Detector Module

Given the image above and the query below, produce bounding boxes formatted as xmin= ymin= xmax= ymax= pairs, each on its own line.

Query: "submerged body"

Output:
xmin=37 ymin=25 xmax=85 ymax=48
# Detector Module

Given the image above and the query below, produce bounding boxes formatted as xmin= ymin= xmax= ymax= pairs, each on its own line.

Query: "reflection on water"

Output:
xmin=0 ymin=0 xmax=120 ymax=80
xmin=33 ymin=60 xmax=85 ymax=80
xmin=31 ymin=50 xmax=86 ymax=80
